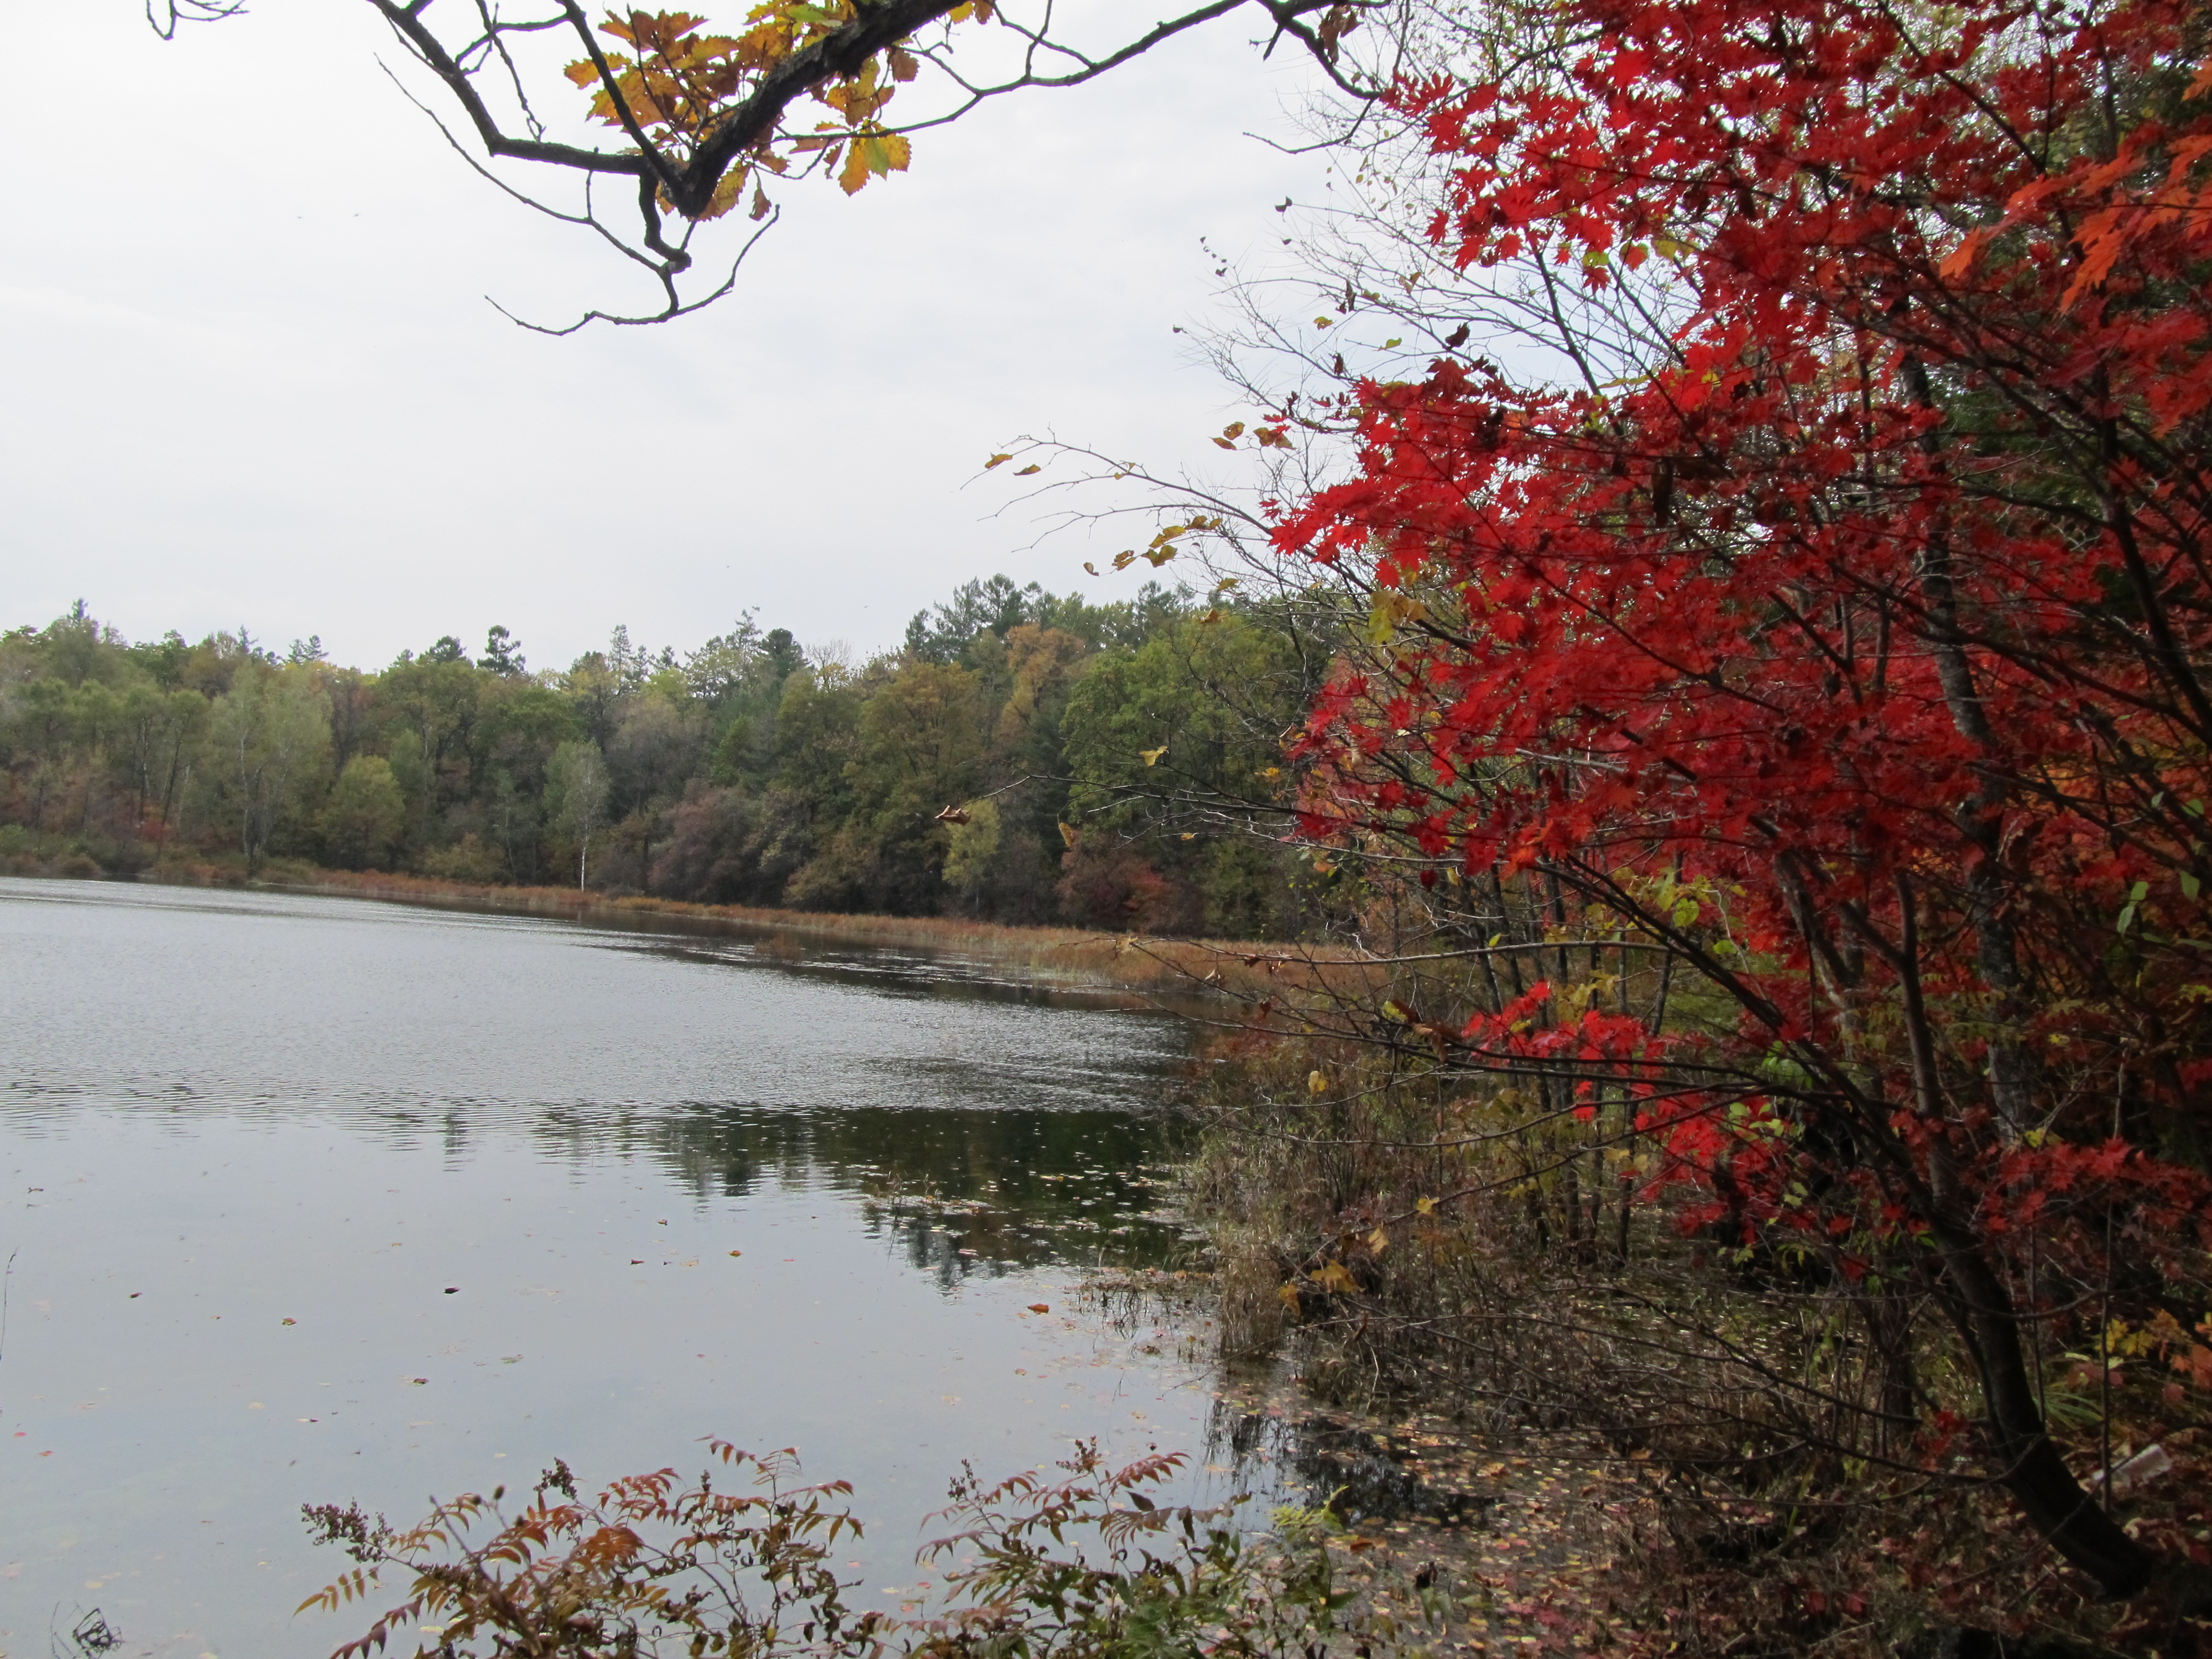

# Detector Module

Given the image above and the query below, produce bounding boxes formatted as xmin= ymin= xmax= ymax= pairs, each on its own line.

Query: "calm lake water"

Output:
xmin=0 ymin=879 xmax=1237 ymax=1658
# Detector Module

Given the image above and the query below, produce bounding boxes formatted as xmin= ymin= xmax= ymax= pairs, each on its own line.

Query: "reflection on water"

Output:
xmin=531 ymin=1103 xmax=1196 ymax=1280
xmin=0 ymin=879 xmax=1219 ymax=1659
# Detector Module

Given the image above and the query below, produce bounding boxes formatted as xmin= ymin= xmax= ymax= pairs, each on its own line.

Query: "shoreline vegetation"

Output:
xmin=0 ymin=844 xmax=1319 ymax=1004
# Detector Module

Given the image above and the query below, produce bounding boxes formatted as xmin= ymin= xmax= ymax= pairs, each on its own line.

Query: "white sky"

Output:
xmin=0 ymin=0 xmax=1329 ymax=671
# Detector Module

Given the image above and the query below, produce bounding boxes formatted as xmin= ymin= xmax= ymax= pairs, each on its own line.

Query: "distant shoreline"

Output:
xmin=38 ymin=857 xmax=1274 ymax=1001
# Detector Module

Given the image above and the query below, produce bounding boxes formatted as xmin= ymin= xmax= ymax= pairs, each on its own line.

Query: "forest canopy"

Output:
xmin=0 ymin=582 xmax=1325 ymax=938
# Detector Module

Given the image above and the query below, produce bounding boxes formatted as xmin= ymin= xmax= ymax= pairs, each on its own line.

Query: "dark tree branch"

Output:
xmin=146 ymin=0 xmax=246 ymax=40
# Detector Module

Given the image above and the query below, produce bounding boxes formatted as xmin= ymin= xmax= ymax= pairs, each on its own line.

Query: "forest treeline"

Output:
xmin=0 ymin=580 xmax=1326 ymax=937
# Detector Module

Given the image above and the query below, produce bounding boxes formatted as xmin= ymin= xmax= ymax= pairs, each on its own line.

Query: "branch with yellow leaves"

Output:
xmin=159 ymin=0 xmax=1389 ymax=327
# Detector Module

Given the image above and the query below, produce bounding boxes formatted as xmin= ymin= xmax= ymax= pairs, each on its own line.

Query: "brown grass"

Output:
xmin=128 ymin=856 xmax=1335 ymax=1002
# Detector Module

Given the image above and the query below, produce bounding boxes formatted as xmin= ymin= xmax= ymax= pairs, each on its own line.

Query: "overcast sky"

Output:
xmin=0 ymin=0 xmax=1328 ymax=672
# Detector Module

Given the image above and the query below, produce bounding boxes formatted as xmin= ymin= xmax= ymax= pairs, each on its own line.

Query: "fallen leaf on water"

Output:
xmin=1027 ymin=1303 xmax=1051 ymax=1313
xmin=444 ymin=1287 xmax=460 ymax=1295
xmin=729 ymin=1250 xmax=743 ymax=1257
xmin=281 ymin=1318 xmax=296 ymax=1326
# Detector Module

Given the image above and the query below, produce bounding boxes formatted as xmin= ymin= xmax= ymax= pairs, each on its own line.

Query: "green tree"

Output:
xmin=321 ymin=755 xmax=408 ymax=870
xmin=377 ymin=650 xmax=483 ymax=854
xmin=197 ymin=662 xmax=331 ymax=874
xmin=112 ymin=682 xmax=208 ymax=847
xmin=940 ymin=795 xmax=1001 ymax=912
xmin=546 ymin=739 xmax=612 ymax=889
xmin=1058 ymin=611 xmax=1309 ymax=936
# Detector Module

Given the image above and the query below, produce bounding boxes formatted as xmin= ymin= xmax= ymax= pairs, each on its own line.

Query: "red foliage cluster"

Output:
xmin=1272 ymin=0 xmax=2212 ymax=1600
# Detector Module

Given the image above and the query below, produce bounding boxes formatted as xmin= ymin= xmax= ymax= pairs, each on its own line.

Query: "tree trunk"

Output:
xmin=1936 ymin=1226 xmax=2156 ymax=1597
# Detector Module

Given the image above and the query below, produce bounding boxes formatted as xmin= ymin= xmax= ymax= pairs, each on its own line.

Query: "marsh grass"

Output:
xmin=117 ymin=854 xmax=1397 ymax=1004
xmin=1175 ymin=1029 xmax=2212 ymax=1656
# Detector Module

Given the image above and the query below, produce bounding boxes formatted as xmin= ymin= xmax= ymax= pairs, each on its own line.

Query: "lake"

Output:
xmin=0 ymin=879 xmax=1243 ymax=1658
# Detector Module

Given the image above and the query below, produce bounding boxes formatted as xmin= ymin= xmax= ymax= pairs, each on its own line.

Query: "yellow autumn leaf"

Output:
xmin=1014 ymin=463 xmax=1042 ymax=476
xmin=1415 ymin=1196 xmax=1437 ymax=1215
xmin=1367 ymin=1226 xmax=1389 ymax=1255
xmin=836 ymin=130 xmax=912 ymax=195
xmin=838 ymin=141 xmax=869 ymax=194
xmin=1313 ymin=1261 xmax=1358 ymax=1295
xmin=697 ymin=164 xmax=752 ymax=220
xmin=1307 ymin=1070 xmax=1328 ymax=1094
xmin=1139 ymin=745 xmax=1167 ymax=766
xmin=984 ymin=453 xmax=1013 ymax=468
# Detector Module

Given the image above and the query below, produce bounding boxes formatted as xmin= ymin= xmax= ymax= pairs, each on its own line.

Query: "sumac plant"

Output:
xmin=1260 ymin=0 xmax=2212 ymax=1615
xmin=299 ymin=1442 xmax=887 ymax=1658
xmin=301 ymin=1442 xmax=1380 ymax=1659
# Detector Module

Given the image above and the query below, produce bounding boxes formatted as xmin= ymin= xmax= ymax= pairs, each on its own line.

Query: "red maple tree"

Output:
xmin=1272 ymin=0 xmax=2212 ymax=1605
